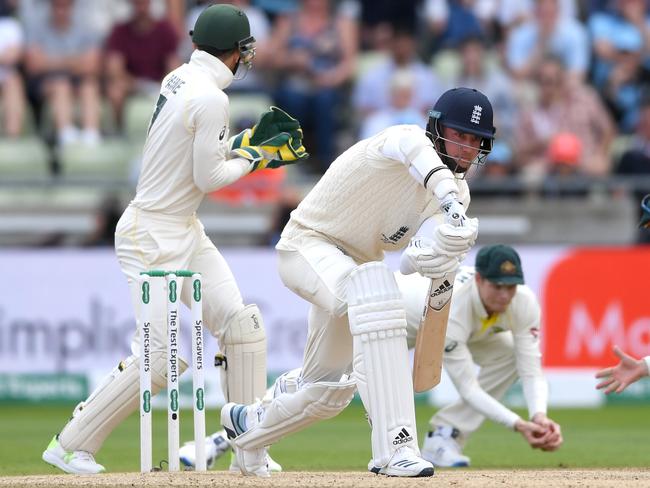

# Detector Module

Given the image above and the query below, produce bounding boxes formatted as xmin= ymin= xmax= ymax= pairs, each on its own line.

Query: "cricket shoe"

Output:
xmin=179 ymin=429 xmax=231 ymax=469
xmin=229 ymin=451 xmax=283 ymax=473
xmin=421 ymin=427 xmax=470 ymax=467
xmin=42 ymin=435 xmax=105 ymax=474
xmin=221 ymin=402 xmax=269 ymax=477
xmin=369 ymin=446 xmax=434 ymax=477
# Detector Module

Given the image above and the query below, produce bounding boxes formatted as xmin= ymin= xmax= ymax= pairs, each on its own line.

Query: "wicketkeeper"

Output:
xmin=398 ymin=245 xmax=563 ymax=467
xmin=219 ymin=87 xmax=496 ymax=478
xmin=42 ymin=4 xmax=306 ymax=474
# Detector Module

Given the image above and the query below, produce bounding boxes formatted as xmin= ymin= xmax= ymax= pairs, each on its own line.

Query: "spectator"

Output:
xmin=588 ymin=0 xmax=650 ymax=131
xmin=423 ymin=0 xmax=486 ymax=52
xmin=450 ymin=35 xmax=519 ymax=146
xmin=358 ymin=69 xmax=426 ymax=139
xmin=505 ymin=0 xmax=589 ymax=81
xmin=105 ymin=0 xmax=180 ymax=131
xmin=0 ymin=0 xmax=25 ymax=138
xmin=354 ymin=27 xmax=442 ymax=117
xmin=270 ymin=0 xmax=357 ymax=171
xmin=514 ymin=56 xmax=615 ymax=181
xmin=615 ymin=101 xmax=650 ymax=242
xmin=24 ymin=0 xmax=102 ymax=147
xmin=355 ymin=0 xmax=419 ymax=50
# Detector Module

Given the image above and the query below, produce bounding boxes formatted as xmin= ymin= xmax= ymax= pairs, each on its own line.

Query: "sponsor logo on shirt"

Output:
xmin=381 ymin=226 xmax=409 ymax=244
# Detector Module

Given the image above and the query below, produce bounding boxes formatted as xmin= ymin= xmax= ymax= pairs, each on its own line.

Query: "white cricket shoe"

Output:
xmin=179 ymin=430 xmax=231 ymax=469
xmin=421 ymin=428 xmax=471 ymax=467
xmin=42 ymin=436 xmax=105 ymax=474
xmin=221 ymin=402 xmax=269 ymax=477
xmin=229 ymin=451 xmax=282 ymax=473
xmin=368 ymin=446 xmax=434 ymax=477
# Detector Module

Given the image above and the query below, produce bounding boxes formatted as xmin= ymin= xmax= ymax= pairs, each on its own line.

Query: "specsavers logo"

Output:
xmin=542 ymin=248 xmax=650 ymax=367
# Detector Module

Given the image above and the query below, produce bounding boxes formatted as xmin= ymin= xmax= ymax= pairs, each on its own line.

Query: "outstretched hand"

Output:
xmin=595 ymin=345 xmax=649 ymax=394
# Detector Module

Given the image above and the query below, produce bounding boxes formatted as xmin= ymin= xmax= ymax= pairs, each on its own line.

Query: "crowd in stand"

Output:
xmin=1 ymin=0 xmax=650 ymax=188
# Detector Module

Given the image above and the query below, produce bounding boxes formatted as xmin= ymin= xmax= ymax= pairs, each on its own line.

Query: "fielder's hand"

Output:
xmin=400 ymin=236 xmax=460 ymax=279
xmin=595 ymin=345 xmax=650 ymax=394
xmin=531 ymin=413 xmax=563 ymax=451
xmin=514 ymin=419 xmax=550 ymax=449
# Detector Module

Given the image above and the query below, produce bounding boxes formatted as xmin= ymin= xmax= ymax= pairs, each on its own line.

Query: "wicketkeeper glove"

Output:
xmin=229 ymin=128 xmax=309 ymax=172
xmin=249 ymin=106 xmax=303 ymax=145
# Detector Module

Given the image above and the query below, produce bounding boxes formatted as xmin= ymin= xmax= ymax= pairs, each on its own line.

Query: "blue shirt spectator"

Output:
xmin=506 ymin=0 xmax=589 ymax=80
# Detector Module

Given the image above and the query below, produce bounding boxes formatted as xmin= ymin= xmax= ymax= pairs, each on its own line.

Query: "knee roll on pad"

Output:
xmin=347 ymin=262 xmax=419 ymax=467
xmin=233 ymin=377 xmax=356 ymax=450
xmin=58 ymin=351 xmax=188 ymax=453
xmin=219 ymin=304 xmax=267 ymax=404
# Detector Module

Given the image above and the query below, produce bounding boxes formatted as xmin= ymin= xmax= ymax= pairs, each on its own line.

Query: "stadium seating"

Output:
xmin=0 ymin=137 xmax=51 ymax=181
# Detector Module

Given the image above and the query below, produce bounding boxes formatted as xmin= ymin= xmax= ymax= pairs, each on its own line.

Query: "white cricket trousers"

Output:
xmin=115 ymin=204 xmax=246 ymax=356
xmin=430 ymin=332 xmax=518 ymax=444
xmin=277 ymin=231 xmax=359 ymax=383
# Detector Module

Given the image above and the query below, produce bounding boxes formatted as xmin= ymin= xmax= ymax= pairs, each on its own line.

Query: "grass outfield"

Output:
xmin=1 ymin=403 xmax=649 ymax=475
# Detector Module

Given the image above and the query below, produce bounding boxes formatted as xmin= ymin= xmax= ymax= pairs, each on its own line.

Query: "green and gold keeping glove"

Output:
xmin=229 ymin=106 xmax=309 ymax=171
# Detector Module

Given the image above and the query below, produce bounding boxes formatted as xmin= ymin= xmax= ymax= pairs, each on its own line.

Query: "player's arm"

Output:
xmin=191 ymin=94 xmax=251 ymax=193
xmin=512 ymin=290 xmax=563 ymax=450
xmin=596 ymin=346 xmax=650 ymax=394
xmin=380 ymin=125 xmax=478 ymax=246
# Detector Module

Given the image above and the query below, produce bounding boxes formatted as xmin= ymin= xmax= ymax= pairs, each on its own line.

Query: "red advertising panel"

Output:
xmin=543 ymin=248 xmax=650 ymax=368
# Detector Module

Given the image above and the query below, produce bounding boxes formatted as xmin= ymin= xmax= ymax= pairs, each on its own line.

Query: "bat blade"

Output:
xmin=412 ymin=274 xmax=455 ymax=393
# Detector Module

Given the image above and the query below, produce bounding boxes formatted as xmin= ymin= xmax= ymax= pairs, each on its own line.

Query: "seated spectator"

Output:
xmin=0 ymin=0 xmax=25 ymax=138
xmin=514 ymin=56 xmax=615 ymax=181
xmin=358 ymin=69 xmax=426 ymax=139
xmin=589 ymin=0 xmax=650 ymax=88
xmin=354 ymin=26 xmax=442 ymax=117
xmin=423 ymin=0 xmax=485 ymax=52
xmin=505 ymin=0 xmax=589 ymax=81
xmin=451 ymin=35 xmax=519 ymax=146
xmin=270 ymin=0 xmax=357 ymax=172
xmin=105 ymin=0 xmax=179 ymax=132
xmin=355 ymin=0 xmax=419 ymax=50
xmin=543 ymin=131 xmax=590 ymax=197
xmin=616 ymin=100 xmax=650 ymax=242
xmin=24 ymin=0 xmax=102 ymax=146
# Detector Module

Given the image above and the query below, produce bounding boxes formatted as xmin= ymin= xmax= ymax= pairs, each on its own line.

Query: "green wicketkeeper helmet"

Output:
xmin=190 ymin=4 xmax=256 ymax=67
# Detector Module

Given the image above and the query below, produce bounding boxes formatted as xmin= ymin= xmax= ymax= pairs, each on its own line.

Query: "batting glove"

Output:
xmin=400 ymin=236 xmax=461 ymax=279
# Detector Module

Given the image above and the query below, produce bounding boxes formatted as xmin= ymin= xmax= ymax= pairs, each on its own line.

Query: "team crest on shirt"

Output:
xmin=219 ymin=126 xmax=227 ymax=141
xmin=381 ymin=226 xmax=409 ymax=245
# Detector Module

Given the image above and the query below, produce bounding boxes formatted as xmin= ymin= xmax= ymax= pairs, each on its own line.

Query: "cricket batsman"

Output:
xmin=218 ymin=87 xmax=496 ymax=477
xmin=41 ymin=4 xmax=306 ymax=474
xmin=398 ymin=245 xmax=563 ymax=466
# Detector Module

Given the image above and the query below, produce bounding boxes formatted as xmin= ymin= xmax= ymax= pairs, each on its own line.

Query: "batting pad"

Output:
xmin=347 ymin=262 xmax=419 ymax=467
xmin=59 ymin=351 xmax=187 ymax=453
xmin=219 ymin=304 xmax=267 ymax=404
xmin=233 ymin=377 xmax=356 ymax=450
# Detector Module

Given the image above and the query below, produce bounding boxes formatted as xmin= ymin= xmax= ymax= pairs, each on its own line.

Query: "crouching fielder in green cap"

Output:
xmin=396 ymin=244 xmax=563 ymax=467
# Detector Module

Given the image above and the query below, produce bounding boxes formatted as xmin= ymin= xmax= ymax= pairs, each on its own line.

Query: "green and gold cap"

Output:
xmin=191 ymin=4 xmax=254 ymax=51
xmin=475 ymin=244 xmax=524 ymax=285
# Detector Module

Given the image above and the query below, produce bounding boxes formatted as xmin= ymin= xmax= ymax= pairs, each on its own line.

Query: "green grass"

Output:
xmin=1 ymin=403 xmax=648 ymax=475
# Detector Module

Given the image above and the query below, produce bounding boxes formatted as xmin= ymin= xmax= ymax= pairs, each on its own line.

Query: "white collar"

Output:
xmin=189 ymin=50 xmax=234 ymax=90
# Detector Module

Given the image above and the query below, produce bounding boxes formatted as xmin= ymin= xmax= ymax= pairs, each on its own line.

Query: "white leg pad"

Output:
xmin=347 ymin=262 xmax=419 ymax=467
xmin=58 ymin=351 xmax=187 ymax=453
xmin=218 ymin=304 xmax=267 ymax=404
xmin=233 ymin=376 xmax=356 ymax=450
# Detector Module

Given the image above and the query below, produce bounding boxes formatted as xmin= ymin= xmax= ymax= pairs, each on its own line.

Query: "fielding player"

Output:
xmin=218 ymin=87 xmax=496 ymax=478
xmin=41 ymin=4 xmax=306 ymax=474
xmin=595 ymin=194 xmax=650 ymax=394
xmin=398 ymin=245 xmax=563 ymax=467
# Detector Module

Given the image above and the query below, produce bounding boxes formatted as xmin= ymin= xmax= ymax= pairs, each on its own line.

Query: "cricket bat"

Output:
xmin=412 ymin=273 xmax=455 ymax=392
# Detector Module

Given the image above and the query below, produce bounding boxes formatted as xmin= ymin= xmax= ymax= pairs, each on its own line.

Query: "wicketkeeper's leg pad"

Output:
xmin=58 ymin=351 xmax=187 ymax=453
xmin=218 ymin=304 xmax=267 ymax=404
xmin=233 ymin=375 xmax=356 ymax=450
xmin=347 ymin=262 xmax=419 ymax=467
